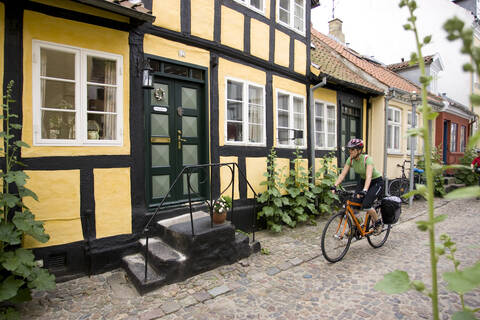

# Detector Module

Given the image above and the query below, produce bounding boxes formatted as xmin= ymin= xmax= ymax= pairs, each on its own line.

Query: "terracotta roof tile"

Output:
xmin=387 ymin=55 xmax=434 ymax=72
xmin=311 ymin=27 xmax=442 ymax=102
xmin=311 ymin=32 xmax=383 ymax=93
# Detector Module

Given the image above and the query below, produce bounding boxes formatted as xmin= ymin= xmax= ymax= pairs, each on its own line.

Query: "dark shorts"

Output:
xmin=355 ymin=177 xmax=384 ymax=209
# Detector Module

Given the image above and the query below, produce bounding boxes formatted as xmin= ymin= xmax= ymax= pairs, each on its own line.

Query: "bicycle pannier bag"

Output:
xmin=380 ymin=196 xmax=402 ymax=224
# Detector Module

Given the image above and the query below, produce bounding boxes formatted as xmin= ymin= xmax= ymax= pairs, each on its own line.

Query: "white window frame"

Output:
xmin=314 ymin=100 xmax=337 ymax=150
xmin=406 ymin=111 xmax=418 ymax=152
xmin=450 ymin=122 xmax=458 ymax=152
xmin=233 ymin=0 xmax=266 ymax=15
xmin=224 ymin=77 xmax=266 ymax=146
xmin=32 ymin=40 xmax=123 ymax=146
xmin=387 ymin=107 xmax=401 ymax=153
xmin=275 ymin=89 xmax=306 ymax=149
xmin=276 ymin=0 xmax=306 ymax=35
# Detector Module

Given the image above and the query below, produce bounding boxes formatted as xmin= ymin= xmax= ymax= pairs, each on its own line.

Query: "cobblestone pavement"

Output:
xmin=20 ymin=198 xmax=480 ymax=319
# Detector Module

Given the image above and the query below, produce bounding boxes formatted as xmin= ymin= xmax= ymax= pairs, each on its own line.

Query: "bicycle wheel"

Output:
xmin=388 ymin=178 xmax=409 ymax=201
xmin=366 ymin=209 xmax=391 ymax=248
xmin=321 ymin=211 xmax=353 ymax=263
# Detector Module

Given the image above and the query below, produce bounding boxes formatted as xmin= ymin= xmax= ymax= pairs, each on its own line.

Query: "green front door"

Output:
xmin=147 ymin=77 xmax=207 ymax=205
xmin=340 ymin=105 xmax=361 ymax=183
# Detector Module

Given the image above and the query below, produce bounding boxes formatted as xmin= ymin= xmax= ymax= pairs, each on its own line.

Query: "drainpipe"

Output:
xmin=409 ymin=94 xmax=417 ymax=207
xmin=309 ymin=76 xmax=327 ymax=179
xmin=383 ymin=89 xmax=394 ymax=195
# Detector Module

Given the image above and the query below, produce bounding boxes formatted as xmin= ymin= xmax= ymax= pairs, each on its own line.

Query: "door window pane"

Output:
xmin=152 ymin=145 xmax=169 ymax=167
xmin=151 ymin=83 xmax=169 ymax=106
xmin=182 ymin=87 xmax=197 ymax=109
xmin=152 ymin=175 xmax=169 ymax=198
xmin=164 ymin=63 xmax=188 ymax=77
xmin=151 ymin=114 xmax=169 ymax=136
xmin=182 ymin=116 xmax=198 ymax=137
xmin=183 ymin=173 xmax=199 ymax=194
xmin=183 ymin=145 xmax=198 ymax=165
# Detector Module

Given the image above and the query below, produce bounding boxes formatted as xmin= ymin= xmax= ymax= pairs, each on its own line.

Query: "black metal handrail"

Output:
xmin=142 ymin=162 xmax=258 ymax=282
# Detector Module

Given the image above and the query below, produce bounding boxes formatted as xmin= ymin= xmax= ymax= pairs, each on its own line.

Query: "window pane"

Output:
xmin=327 ymin=119 xmax=335 ymax=133
xmin=316 ymin=132 xmax=324 ymax=148
xmin=293 ymin=97 xmax=303 ymax=113
xmin=182 ymin=116 xmax=197 ymax=137
xmin=280 ymin=0 xmax=290 ymax=10
xmin=41 ymin=110 xmax=76 ymax=139
xmin=278 ymin=93 xmax=289 ymax=111
xmin=87 ymin=85 xmax=116 ymax=112
xmin=278 ymin=128 xmax=289 ymax=145
xmin=41 ymin=48 xmax=75 ymax=80
xmin=327 ymin=105 xmax=335 ymax=118
xmin=387 ymin=109 xmax=393 ymax=121
xmin=315 ymin=103 xmax=323 ymax=116
xmin=277 ymin=109 xmax=288 ymax=128
xmin=228 ymin=81 xmax=243 ymax=101
xmin=227 ymin=101 xmax=243 ymax=121
xmin=184 ymin=173 xmax=199 ymax=195
xmin=294 ymin=113 xmax=304 ymax=130
xmin=249 ymin=86 xmax=263 ymax=105
xmin=87 ymin=56 xmax=116 ymax=84
xmin=387 ymin=125 xmax=392 ymax=149
xmin=152 ymin=175 xmax=169 ymax=198
xmin=227 ymin=122 xmax=243 ymax=141
xmin=42 ymin=79 xmax=75 ymax=109
xmin=394 ymin=126 xmax=400 ymax=149
xmin=250 ymin=0 xmax=262 ymax=9
xmin=328 ymin=133 xmax=335 ymax=148
xmin=315 ymin=118 xmax=323 ymax=132
xmin=294 ymin=16 xmax=304 ymax=31
xmin=249 ymin=124 xmax=263 ymax=143
xmin=394 ymin=110 xmax=400 ymax=123
xmin=164 ymin=63 xmax=188 ymax=77
xmin=87 ymin=113 xmax=116 ymax=140
xmin=191 ymin=69 xmax=203 ymax=80
xmin=249 ymin=105 xmax=263 ymax=125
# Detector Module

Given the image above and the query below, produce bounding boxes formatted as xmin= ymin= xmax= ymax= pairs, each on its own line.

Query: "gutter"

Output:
xmin=383 ymin=88 xmax=394 ymax=195
xmin=309 ymin=76 xmax=327 ymax=178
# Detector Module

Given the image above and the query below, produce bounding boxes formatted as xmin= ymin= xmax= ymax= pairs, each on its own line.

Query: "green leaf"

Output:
xmin=18 ymin=187 xmax=39 ymax=201
xmin=9 ymin=124 xmax=22 ymax=130
xmin=375 ymin=270 xmax=411 ymax=294
xmin=443 ymin=261 xmax=480 ymax=294
xmin=433 ymin=214 xmax=447 ymax=224
xmin=296 ymin=196 xmax=307 ymax=207
xmin=0 ymin=248 xmax=35 ymax=277
xmin=273 ymin=198 xmax=283 ymax=207
xmin=0 ymin=193 xmax=20 ymax=208
xmin=0 ymin=276 xmax=24 ymax=302
xmin=281 ymin=197 xmax=290 ymax=206
xmin=403 ymin=23 xmax=412 ymax=30
xmin=445 ymin=186 xmax=480 ymax=200
xmin=8 ymin=287 xmax=32 ymax=304
xmin=416 ymin=220 xmax=430 ymax=231
xmin=287 ymin=188 xmax=300 ymax=198
xmin=14 ymin=141 xmax=29 ymax=148
xmin=0 ymin=306 xmax=21 ymax=320
xmin=27 ymin=268 xmax=56 ymax=291
xmin=423 ymin=35 xmax=432 ymax=44
xmin=471 ymin=94 xmax=480 ymax=106
xmin=0 ymin=223 xmax=22 ymax=245
xmin=452 ymin=310 xmax=476 ymax=320
xmin=262 ymin=206 xmax=274 ymax=217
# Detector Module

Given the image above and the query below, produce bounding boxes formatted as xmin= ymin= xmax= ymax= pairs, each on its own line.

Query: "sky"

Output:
xmin=311 ymin=0 xmax=474 ymax=105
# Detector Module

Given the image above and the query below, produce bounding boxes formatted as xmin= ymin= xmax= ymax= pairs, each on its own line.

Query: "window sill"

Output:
xmin=224 ymin=141 xmax=266 ymax=147
xmin=276 ymin=145 xmax=307 ymax=150
xmin=276 ymin=20 xmax=306 ymax=37
xmin=33 ymin=141 xmax=123 ymax=147
xmin=387 ymin=151 xmax=403 ymax=156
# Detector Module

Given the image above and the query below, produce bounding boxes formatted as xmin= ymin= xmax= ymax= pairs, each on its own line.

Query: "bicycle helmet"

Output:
xmin=346 ymin=138 xmax=364 ymax=150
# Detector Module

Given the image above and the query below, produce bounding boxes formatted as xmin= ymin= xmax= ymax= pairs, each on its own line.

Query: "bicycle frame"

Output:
xmin=336 ymin=199 xmax=375 ymax=238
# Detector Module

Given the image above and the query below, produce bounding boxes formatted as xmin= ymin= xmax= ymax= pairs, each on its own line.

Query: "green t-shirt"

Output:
xmin=346 ymin=154 xmax=382 ymax=180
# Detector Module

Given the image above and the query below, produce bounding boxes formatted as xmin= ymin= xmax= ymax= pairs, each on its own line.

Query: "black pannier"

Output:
xmin=380 ymin=196 xmax=402 ymax=224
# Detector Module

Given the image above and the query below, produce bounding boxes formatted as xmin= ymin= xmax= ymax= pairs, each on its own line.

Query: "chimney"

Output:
xmin=328 ymin=18 xmax=345 ymax=44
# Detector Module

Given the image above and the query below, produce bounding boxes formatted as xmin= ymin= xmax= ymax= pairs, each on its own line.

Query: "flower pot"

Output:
xmin=212 ymin=210 xmax=227 ymax=225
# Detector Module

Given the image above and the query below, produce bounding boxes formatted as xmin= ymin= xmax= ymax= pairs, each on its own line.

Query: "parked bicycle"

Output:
xmin=321 ymin=189 xmax=392 ymax=263
xmin=388 ymin=160 xmax=424 ymax=201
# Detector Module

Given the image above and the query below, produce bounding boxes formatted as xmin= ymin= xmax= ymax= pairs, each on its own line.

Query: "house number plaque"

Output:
xmin=153 ymin=106 xmax=167 ymax=112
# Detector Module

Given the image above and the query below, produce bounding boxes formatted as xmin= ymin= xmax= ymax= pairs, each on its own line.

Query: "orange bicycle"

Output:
xmin=321 ymin=190 xmax=391 ymax=263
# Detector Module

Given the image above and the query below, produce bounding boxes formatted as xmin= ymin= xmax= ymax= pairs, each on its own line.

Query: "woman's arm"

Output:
xmin=334 ymin=164 xmax=350 ymax=188
xmin=363 ymin=164 xmax=373 ymax=191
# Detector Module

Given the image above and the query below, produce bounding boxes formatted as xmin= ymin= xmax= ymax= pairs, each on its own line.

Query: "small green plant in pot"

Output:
xmin=212 ymin=195 xmax=232 ymax=225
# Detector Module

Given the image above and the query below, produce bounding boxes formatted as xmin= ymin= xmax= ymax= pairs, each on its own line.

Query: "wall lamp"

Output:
xmin=142 ymin=59 xmax=153 ymax=89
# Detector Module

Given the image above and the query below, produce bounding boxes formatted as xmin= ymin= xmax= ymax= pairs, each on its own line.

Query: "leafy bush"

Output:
xmin=417 ymin=145 xmax=445 ymax=197
xmin=312 ymin=154 xmax=340 ymax=214
xmin=455 ymin=148 xmax=479 ymax=186
xmin=0 ymin=81 xmax=55 ymax=318
xmin=257 ymin=148 xmax=290 ymax=232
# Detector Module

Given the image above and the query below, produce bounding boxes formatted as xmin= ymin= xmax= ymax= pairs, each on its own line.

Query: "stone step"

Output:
xmin=122 ymin=253 xmax=167 ymax=295
xmin=139 ymin=237 xmax=186 ymax=277
xmin=444 ymin=176 xmax=456 ymax=185
xmin=444 ymin=183 xmax=466 ymax=193
xmin=156 ymin=214 xmax=235 ymax=254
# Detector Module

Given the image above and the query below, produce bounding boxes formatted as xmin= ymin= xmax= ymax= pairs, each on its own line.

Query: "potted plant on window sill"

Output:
xmin=210 ymin=195 xmax=232 ymax=225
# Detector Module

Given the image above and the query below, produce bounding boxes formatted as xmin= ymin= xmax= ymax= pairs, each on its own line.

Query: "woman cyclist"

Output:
xmin=332 ymin=138 xmax=384 ymax=234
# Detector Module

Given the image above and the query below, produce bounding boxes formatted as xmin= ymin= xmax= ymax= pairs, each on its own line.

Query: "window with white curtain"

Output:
xmin=278 ymin=0 xmax=305 ymax=34
xmin=460 ymin=125 xmax=466 ymax=153
xmin=276 ymin=90 xmax=305 ymax=148
xmin=32 ymin=40 xmax=122 ymax=145
xmin=450 ymin=122 xmax=458 ymax=152
xmin=407 ymin=111 xmax=418 ymax=152
xmin=226 ymin=78 xmax=265 ymax=145
xmin=387 ymin=107 xmax=401 ymax=152
xmin=234 ymin=0 xmax=264 ymax=13
xmin=314 ymin=101 xmax=336 ymax=149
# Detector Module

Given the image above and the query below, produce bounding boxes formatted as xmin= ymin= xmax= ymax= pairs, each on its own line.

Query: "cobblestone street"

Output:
xmin=20 ymin=198 xmax=480 ymax=319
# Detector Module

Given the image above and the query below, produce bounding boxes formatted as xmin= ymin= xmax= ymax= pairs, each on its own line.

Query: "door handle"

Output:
xmin=178 ymin=135 xmax=187 ymax=149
